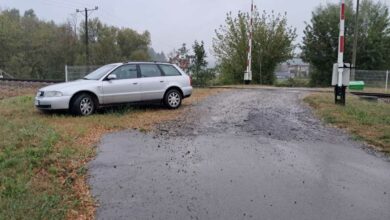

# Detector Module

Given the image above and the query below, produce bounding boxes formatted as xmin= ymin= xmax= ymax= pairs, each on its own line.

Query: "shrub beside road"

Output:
xmin=0 ymin=87 xmax=223 ymax=219
xmin=304 ymin=93 xmax=390 ymax=153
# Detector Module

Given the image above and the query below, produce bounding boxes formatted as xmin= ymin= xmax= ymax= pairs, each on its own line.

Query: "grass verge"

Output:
xmin=304 ymin=93 xmax=390 ymax=153
xmin=0 ymin=88 xmax=224 ymax=219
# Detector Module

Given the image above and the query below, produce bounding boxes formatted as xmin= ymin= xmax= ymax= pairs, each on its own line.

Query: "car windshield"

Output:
xmin=83 ymin=64 xmax=118 ymax=80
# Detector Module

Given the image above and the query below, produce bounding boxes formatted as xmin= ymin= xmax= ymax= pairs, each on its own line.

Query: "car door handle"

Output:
xmin=133 ymin=82 xmax=138 ymax=85
xmin=160 ymin=80 xmax=164 ymax=83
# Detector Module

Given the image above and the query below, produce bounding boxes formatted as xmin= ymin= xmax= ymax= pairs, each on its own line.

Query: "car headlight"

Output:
xmin=44 ymin=91 xmax=63 ymax=97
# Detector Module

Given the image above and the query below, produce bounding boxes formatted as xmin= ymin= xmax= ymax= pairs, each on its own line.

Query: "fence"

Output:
xmin=65 ymin=65 xmax=101 ymax=82
xmin=354 ymin=69 xmax=389 ymax=93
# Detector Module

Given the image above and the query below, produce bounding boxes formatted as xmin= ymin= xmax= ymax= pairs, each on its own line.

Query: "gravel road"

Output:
xmin=89 ymin=89 xmax=390 ymax=220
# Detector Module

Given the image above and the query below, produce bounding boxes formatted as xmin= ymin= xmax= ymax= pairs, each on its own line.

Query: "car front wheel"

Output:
xmin=70 ymin=93 xmax=96 ymax=116
xmin=164 ymin=89 xmax=182 ymax=109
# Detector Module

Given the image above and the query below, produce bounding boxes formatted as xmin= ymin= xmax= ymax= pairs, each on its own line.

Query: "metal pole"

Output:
xmin=65 ymin=65 xmax=68 ymax=82
xmin=85 ymin=8 xmax=89 ymax=66
xmin=386 ymin=70 xmax=389 ymax=93
xmin=351 ymin=0 xmax=360 ymax=81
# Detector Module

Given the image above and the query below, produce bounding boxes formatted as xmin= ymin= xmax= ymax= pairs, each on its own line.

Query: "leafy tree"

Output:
xmin=213 ymin=10 xmax=296 ymax=85
xmin=355 ymin=0 xmax=390 ymax=70
xmin=190 ymin=40 xmax=215 ymax=86
xmin=0 ymin=8 xmax=153 ymax=79
xmin=117 ymin=28 xmax=150 ymax=61
xmin=78 ymin=18 xmax=151 ymax=64
xmin=301 ymin=0 xmax=390 ymax=86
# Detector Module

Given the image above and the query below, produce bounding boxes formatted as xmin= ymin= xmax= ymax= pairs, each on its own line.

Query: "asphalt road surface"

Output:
xmin=89 ymin=89 xmax=390 ymax=220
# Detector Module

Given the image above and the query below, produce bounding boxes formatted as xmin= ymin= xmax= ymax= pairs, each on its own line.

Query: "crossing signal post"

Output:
xmin=244 ymin=0 xmax=254 ymax=84
xmin=332 ymin=0 xmax=349 ymax=105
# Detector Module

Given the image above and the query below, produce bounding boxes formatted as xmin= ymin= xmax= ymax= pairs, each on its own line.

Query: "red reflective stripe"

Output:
xmin=341 ymin=4 xmax=345 ymax=19
xmin=340 ymin=36 xmax=344 ymax=53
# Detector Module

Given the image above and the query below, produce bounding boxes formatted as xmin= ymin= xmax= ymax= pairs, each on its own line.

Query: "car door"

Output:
xmin=102 ymin=64 xmax=140 ymax=104
xmin=138 ymin=64 xmax=166 ymax=101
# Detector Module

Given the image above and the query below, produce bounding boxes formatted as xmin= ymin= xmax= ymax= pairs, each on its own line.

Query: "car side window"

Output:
xmin=110 ymin=65 xmax=138 ymax=80
xmin=159 ymin=65 xmax=182 ymax=76
xmin=139 ymin=64 xmax=162 ymax=78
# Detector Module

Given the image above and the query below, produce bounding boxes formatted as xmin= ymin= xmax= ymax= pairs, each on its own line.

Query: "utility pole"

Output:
xmin=351 ymin=0 xmax=360 ymax=81
xmin=76 ymin=6 xmax=98 ymax=66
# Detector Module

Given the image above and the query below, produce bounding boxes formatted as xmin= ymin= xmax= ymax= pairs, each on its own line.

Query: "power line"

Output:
xmin=76 ymin=6 xmax=98 ymax=66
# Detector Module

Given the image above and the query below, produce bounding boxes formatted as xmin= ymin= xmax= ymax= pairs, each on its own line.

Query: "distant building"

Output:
xmin=169 ymin=43 xmax=194 ymax=73
xmin=275 ymin=58 xmax=310 ymax=79
xmin=169 ymin=54 xmax=194 ymax=73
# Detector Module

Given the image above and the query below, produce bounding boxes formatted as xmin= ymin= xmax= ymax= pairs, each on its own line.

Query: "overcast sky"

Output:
xmin=1 ymin=0 xmax=389 ymax=62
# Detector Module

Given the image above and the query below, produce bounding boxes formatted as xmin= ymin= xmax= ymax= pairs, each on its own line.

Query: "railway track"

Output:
xmin=0 ymin=78 xmax=64 ymax=83
xmin=1 ymin=78 xmax=389 ymax=99
xmin=350 ymin=91 xmax=390 ymax=99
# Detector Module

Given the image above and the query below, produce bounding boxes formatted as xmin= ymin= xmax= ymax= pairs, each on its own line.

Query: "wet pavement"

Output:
xmin=89 ymin=89 xmax=390 ymax=220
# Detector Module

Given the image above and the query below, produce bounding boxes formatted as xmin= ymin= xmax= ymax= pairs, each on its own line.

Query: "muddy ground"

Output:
xmin=89 ymin=89 xmax=390 ymax=220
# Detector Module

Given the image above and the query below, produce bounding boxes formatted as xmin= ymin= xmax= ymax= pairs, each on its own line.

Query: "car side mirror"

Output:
xmin=107 ymin=74 xmax=117 ymax=80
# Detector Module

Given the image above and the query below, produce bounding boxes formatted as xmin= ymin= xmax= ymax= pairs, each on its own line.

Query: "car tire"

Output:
xmin=164 ymin=89 xmax=182 ymax=109
xmin=70 ymin=93 xmax=96 ymax=116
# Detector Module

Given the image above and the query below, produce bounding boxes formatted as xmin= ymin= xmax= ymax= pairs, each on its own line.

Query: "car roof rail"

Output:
xmin=126 ymin=60 xmax=172 ymax=64
xmin=153 ymin=61 xmax=171 ymax=64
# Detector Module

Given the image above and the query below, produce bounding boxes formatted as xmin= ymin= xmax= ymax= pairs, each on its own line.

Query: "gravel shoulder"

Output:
xmin=89 ymin=89 xmax=390 ymax=220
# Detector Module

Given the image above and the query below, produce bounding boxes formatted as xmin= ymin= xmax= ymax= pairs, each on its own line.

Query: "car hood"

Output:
xmin=40 ymin=80 xmax=99 ymax=91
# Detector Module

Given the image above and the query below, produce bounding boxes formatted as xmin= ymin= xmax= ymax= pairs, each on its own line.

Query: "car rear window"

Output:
xmin=160 ymin=65 xmax=182 ymax=76
xmin=139 ymin=64 xmax=162 ymax=78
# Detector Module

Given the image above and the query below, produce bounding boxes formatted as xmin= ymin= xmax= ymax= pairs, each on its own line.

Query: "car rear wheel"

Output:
xmin=164 ymin=89 xmax=182 ymax=109
xmin=70 ymin=93 xmax=96 ymax=116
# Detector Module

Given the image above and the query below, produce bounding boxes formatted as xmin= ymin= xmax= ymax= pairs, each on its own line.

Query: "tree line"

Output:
xmin=301 ymin=0 xmax=390 ymax=86
xmin=0 ymin=8 xmax=165 ymax=80
xmin=213 ymin=0 xmax=390 ymax=86
xmin=1 ymin=0 xmax=389 ymax=86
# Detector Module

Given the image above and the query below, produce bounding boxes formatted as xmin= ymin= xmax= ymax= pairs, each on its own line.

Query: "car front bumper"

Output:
xmin=35 ymin=96 xmax=71 ymax=110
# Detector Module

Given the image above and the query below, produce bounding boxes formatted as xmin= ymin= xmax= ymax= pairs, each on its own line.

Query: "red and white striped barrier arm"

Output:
xmin=337 ymin=0 xmax=346 ymax=87
xmin=245 ymin=0 xmax=254 ymax=81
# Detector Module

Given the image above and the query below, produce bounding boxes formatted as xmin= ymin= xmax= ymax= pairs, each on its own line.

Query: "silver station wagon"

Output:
xmin=35 ymin=62 xmax=193 ymax=116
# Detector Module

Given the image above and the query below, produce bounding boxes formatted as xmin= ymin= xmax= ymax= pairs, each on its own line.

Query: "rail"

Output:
xmin=0 ymin=78 xmax=64 ymax=83
xmin=350 ymin=91 xmax=390 ymax=98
